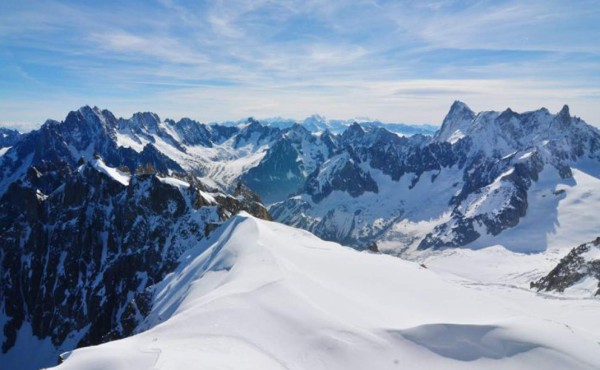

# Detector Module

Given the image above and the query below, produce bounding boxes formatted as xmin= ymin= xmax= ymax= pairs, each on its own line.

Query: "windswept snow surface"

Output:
xmin=54 ymin=214 xmax=600 ymax=370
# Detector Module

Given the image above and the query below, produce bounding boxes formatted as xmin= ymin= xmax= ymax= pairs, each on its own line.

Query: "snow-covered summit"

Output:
xmin=435 ymin=101 xmax=600 ymax=160
xmin=0 ymin=127 xmax=21 ymax=149
xmin=213 ymin=114 xmax=437 ymax=136
xmin=302 ymin=113 xmax=328 ymax=131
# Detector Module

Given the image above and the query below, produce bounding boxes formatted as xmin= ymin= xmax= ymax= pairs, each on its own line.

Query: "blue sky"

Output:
xmin=1 ymin=0 xmax=599 ymax=130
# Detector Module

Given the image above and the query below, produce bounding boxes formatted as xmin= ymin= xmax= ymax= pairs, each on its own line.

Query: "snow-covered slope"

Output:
xmin=54 ymin=213 xmax=600 ymax=370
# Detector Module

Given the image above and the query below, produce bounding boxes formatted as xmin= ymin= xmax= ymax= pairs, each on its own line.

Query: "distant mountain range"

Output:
xmin=213 ymin=114 xmax=438 ymax=136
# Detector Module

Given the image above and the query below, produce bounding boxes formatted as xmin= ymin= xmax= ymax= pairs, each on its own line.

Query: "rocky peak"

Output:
xmin=129 ymin=112 xmax=162 ymax=132
xmin=434 ymin=100 xmax=476 ymax=143
xmin=302 ymin=114 xmax=327 ymax=131
xmin=347 ymin=121 xmax=364 ymax=133
xmin=171 ymin=118 xmax=212 ymax=147
xmin=558 ymin=104 xmax=570 ymax=120
xmin=552 ymin=104 xmax=573 ymax=130
xmin=285 ymin=123 xmax=311 ymax=142
xmin=68 ymin=106 xmax=113 ymax=130
xmin=340 ymin=122 xmax=365 ymax=146
xmin=497 ymin=107 xmax=518 ymax=120
xmin=243 ymin=117 xmax=265 ymax=133
xmin=446 ymin=100 xmax=475 ymax=122
xmin=60 ymin=106 xmax=117 ymax=149
xmin=175 ymin=117 xmax=197 ymax=126
xmin=240 ymin=118 xmax=265 ymax=134
xmin=246 ymin=117 xmax=259 ymax=124
xmin=231 ymin=181 xmax=272 ymax=220
xmin=234 ymin=119 xmax=281 ymax=148
xmin=0 ymin=127 xmax=21 ymax=148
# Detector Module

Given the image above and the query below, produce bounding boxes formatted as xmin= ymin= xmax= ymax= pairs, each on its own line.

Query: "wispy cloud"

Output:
xmin=0 ymin=0 xmax=598 ymax=130
xmin=89 ymin=31 xmax=210 ymax=65
xmin=381 ymin=0 xmax=600 ymax=53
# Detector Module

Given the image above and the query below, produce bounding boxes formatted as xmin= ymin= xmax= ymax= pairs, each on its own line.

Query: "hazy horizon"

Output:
xmin=0 ymin=100 xmax=589 ymax=133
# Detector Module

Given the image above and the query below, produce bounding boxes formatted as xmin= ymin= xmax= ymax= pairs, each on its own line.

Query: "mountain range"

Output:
xmin=213 ymin=114 xmax=438 ymax=136
xmin=1 ymin=101 xmax=600 ymax=369
xmin=5 ymin=100 xmax=597 ymax=252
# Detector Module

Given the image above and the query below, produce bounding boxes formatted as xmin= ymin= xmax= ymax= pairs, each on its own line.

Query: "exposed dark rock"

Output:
xmin=304 ymin=154 xmax=378 ymax=203
xmin=242 ymin=138 xmax=305 ymax=204
xmin=367 ymin=242 xmax=379 ymax=253
xmin=531 ymin=237 xmax=600 ymax=295
xmin=0 ymin=159 xmax=271 ymax=358
xmin=0 ymin=127 xmax=21 ymax=148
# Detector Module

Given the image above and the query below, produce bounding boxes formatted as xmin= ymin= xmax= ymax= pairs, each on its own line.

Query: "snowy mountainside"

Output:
xmin=0 ymin=159 xmax=269 ymax=369
xmin=0 ymin=109 xmax=273 ymax=369
xmin=4 ymin=102 xmax=599 ymax=253
xmin=53 ymin=213 xmax=600 ymax=370
xmin=241 ymin=123 xmax=337 ymax=203
xmin=271 ymin=101 xmax=600 ymax=252
xmin=0 ymin=107 xmax=184 ymax=196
